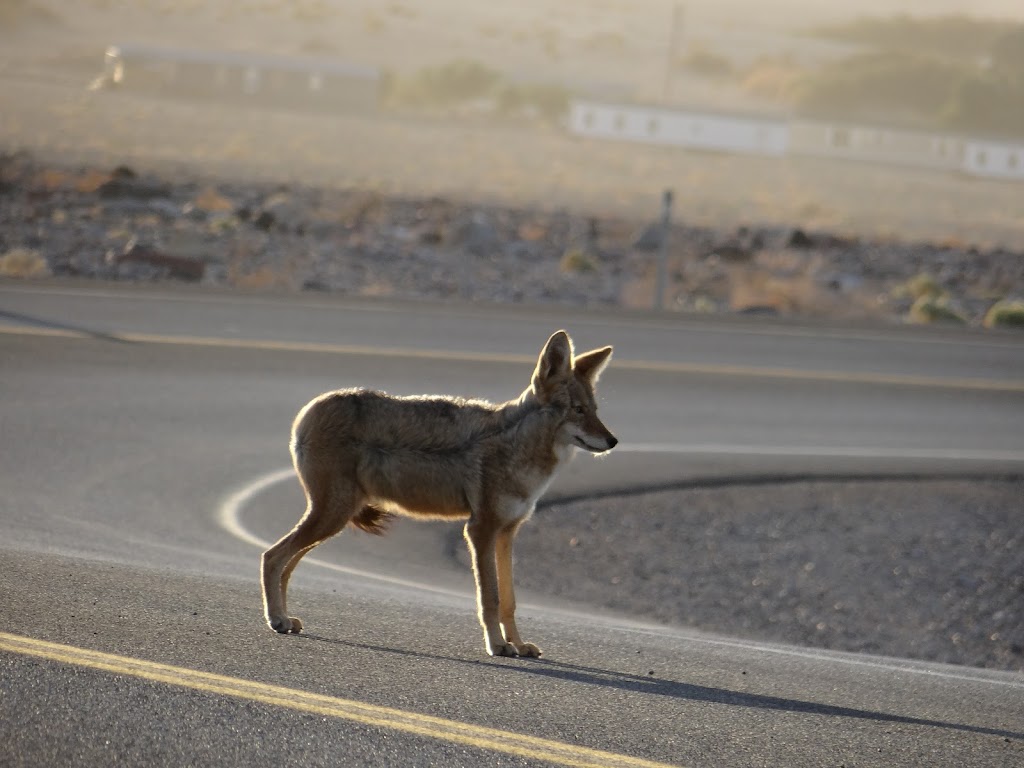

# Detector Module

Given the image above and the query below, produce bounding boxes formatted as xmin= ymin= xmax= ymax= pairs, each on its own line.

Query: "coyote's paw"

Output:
xmin=487 ymin=639 xmax=542 ymax=658
xmin=487 ymin=641 xmax=521 ymax=657
xmin=515 ymin=641 xmax=542 ymax=658
xmin=268 ymin=615 xmax=303 ymax=634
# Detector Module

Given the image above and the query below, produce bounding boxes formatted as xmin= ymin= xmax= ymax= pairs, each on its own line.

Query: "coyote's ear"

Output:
xmin=573 ymin=346 xmax=613 ymax=385
xmin=532 ymin=330 xmax=573 ymax=393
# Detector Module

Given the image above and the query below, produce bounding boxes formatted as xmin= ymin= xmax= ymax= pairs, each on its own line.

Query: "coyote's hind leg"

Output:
xmin=261 ymin=472 xmax=359 ymax=634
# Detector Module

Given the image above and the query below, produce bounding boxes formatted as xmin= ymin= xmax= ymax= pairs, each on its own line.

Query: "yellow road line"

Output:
xmin=3 ymin=323 xmax=1023 ymax=393
xmin=0 ymin=632 xmax=678 ymax=768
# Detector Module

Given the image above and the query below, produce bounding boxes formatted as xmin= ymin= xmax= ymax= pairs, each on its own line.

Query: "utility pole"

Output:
xmin=663 ymin=3 xmax=685 ymax=103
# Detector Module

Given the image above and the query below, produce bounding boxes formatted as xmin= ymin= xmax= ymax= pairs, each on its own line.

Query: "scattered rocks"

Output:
xmin=1 ymin=155 xmax=1023 ymax=326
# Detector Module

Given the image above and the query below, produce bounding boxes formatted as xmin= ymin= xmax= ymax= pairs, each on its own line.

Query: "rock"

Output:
xmin=97 ymin=166 xmax=172 ymax=200
xmin=302 ymin=278 xmax=331 ymax=292
xmin=517 ymin=219 xmax=548 ymax=242
xmin=450 ymin=211 xmax=498 ymax=256
xmin=418 ymin=226 xmax=444 ymax=245
xmin=253 ymin=210 xmax=276 ymax=231
xmin=147 ymin=199 xmax=183 ymax=218
xmin=191 ymin=187 xmax=235 ymax=213
xmin=161 ymin=231 xmax=212 ymax=262
xmin=786 ymin=228 xmax=813 ymax=249
xmin=744 ymin=228 xmax=767 ymax=251
xmin=631 ymin=221 xmax=664 ymax=252
xmin=819 ymin=272 xmax=864 ymax=293
xmin=738 ymin=305 xmax=781 ymax=317
xmin=707 ymin=240 xmax=754 ymax=262
xmin=116 ymin=239 xmax=205 ymax=282
xmin=250 ymin=191 xmax=305 ymax=233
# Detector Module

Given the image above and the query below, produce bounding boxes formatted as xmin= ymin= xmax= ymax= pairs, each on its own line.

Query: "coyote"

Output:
xmin=261 ymin=330 xmax=617 ymax=657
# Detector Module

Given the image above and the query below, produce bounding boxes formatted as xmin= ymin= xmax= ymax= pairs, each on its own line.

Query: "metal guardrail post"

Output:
xmin=654 ymin=189 xmax=672 ymax=311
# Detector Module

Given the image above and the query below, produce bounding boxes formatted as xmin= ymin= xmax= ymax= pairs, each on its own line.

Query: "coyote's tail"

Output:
xmin=350 ymin=504 xmax=394 ymax=535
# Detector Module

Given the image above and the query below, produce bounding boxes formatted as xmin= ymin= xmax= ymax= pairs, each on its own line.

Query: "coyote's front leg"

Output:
xmin=465 ymin=519 xmax=522 ymax=656
xmin=496 ymin=523 xmax=541 ymax=657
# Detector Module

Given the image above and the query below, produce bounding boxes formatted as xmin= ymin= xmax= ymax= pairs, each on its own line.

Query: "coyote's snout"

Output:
xmin=260 ymin=330 xmax=616 ymax=656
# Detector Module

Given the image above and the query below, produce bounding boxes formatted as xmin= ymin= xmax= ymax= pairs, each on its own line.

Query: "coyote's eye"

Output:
xmin=574 ymin=405 xmax=585 ymax=415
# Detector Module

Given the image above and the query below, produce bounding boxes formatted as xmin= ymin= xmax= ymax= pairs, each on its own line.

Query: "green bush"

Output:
xmin=941 ymin=72 xmax=1024 ymax=135
xmin=905 ymin=272 xmax=943 ymax=301
xmin=983 ymin=299 xmax=1024 ymax=329
xmin=797 ymin=16 xmax=1024 ymax=137
xmin=806 ymin=14 xmax=1016 ymax=63
xmin=560 ymin=248 xmax=597 ymax=274
xmin=908 ymin=294 xmax=967 ymax=325
xmin=990 ymin=26 xmax=1024 ymax=73
xmin=497 ymin=83 xmax=570 ymax=121
xmin=678 ymin=47 xmax=734 ymax=78
xmin=395 ymin=59 xmax=502 ymax=106
xmin=794 ymin=51 xmax=961 ymax=121
xmin=387 ymin=59 xmax=571 ymax=121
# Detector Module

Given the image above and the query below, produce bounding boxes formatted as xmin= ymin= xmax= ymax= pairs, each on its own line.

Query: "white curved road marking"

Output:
xmin=217 ymin=467 xmax=469 ymax=599
xmin=619 ymin=443 xmax=1024 ymax=462
xmin=218 ymin=466 xmax=1024 ymax=689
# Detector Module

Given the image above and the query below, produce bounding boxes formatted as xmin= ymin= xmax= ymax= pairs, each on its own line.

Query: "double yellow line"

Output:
xmin=0 ymin=632 xmax=678 ymax=768
xmin=4 ymin=324 xmax=1023 ymax=392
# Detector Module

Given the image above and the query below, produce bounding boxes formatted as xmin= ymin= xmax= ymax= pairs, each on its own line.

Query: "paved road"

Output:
xmin=1 ymin=282 xmax=1022 ymax=767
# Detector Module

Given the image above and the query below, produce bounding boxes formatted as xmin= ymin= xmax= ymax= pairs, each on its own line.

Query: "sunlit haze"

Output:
xmin=2 ymin=0 xmax=1024 ymax=244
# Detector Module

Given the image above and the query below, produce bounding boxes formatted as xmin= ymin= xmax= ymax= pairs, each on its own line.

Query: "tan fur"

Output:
xmin=260 ymin=330 xmax=617 ymax=657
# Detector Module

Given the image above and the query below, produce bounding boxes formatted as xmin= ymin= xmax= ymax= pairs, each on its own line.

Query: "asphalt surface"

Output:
xmin=1 ymin=281 xmax=1023 ymax=767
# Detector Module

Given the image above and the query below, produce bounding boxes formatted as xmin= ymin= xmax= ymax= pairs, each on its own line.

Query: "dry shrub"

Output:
xmin=32 ymin=169 xmax=69 ymax=191
xmin=517 ymin=221 xmax=548 ymax=242
xmin=232 ymin=266 xmax=293 ymax=292
xmin=581 ymin=30 xmax=627 ymax=55
xmin=560 ymin=248 xmax=597 ymax=274
xmin=0 ymin=248 xmax=50 ymax=278
xmin=192 ymin=187 xmax=235 ymax=213
xmin=75 ymin=169 xmax=112 ymax=193
xmin=742 ymin=60 xmax=805 ymax=104
xmin=334 ymin=191 xmax=385 ymax=228
xmin=729 ymin=269 xmax=834 ymax=315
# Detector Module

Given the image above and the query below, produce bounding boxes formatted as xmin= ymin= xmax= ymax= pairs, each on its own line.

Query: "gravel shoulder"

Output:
xmin=512 ymin=479 xmax=1024 ymax=673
